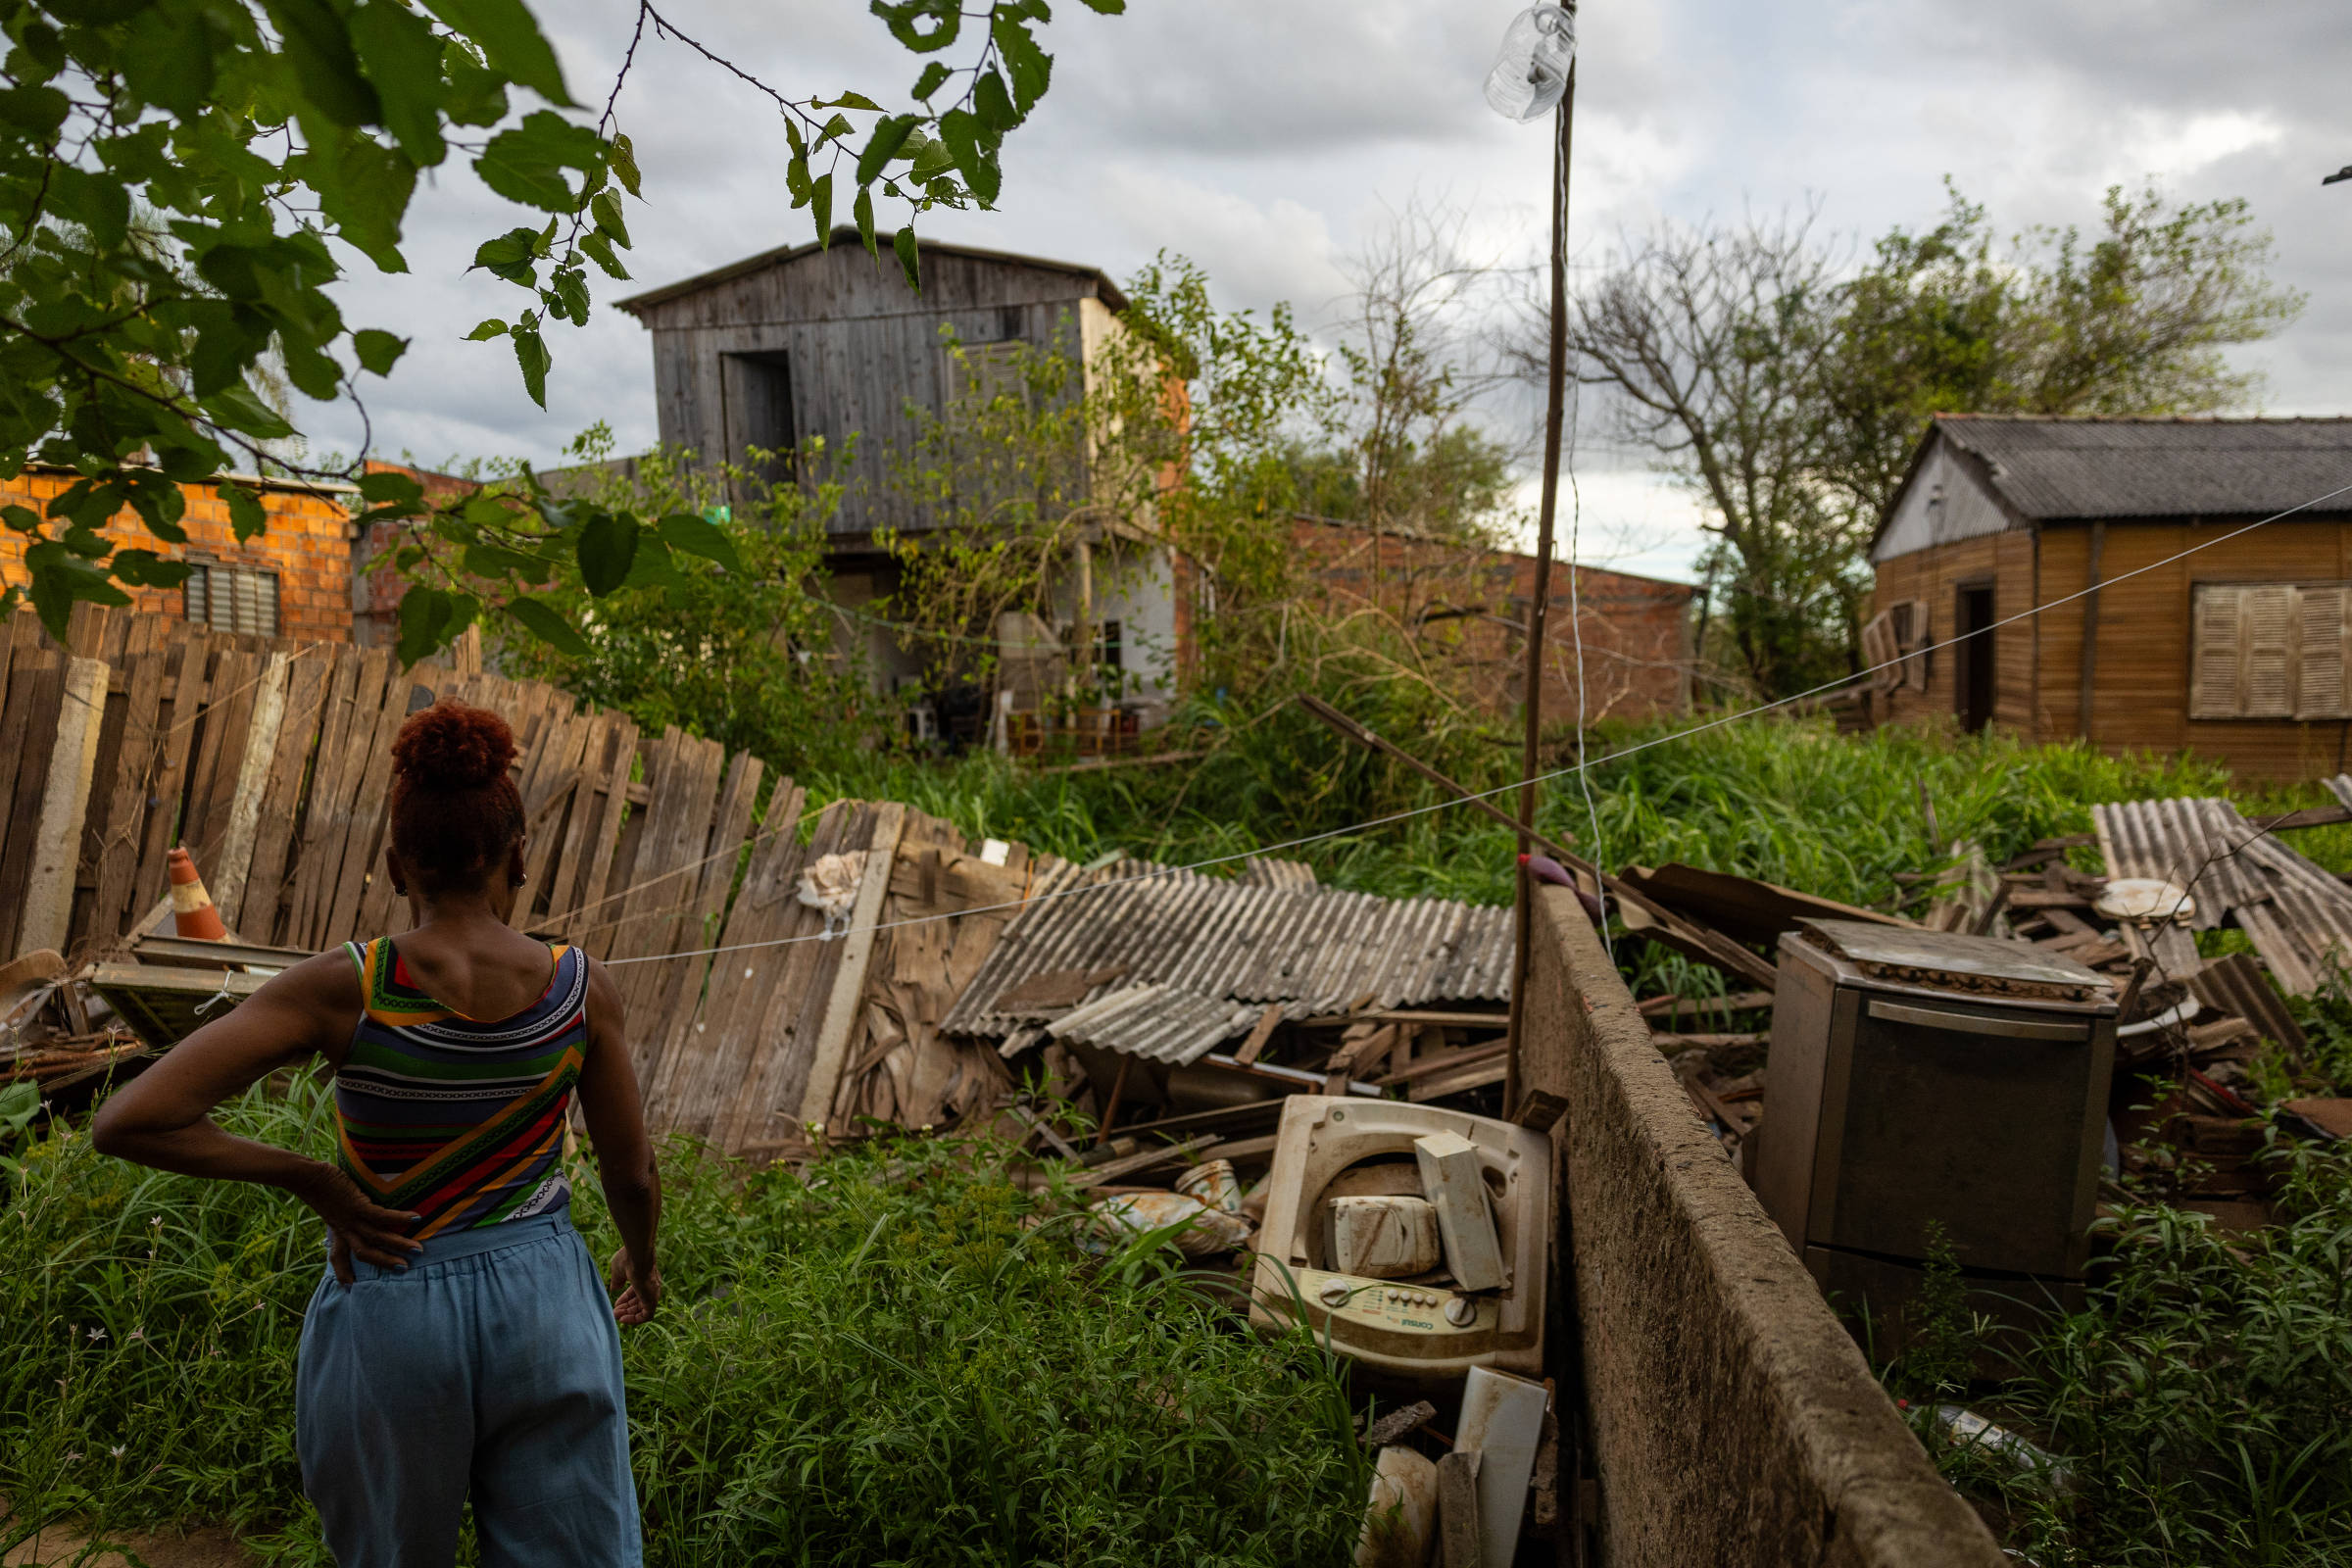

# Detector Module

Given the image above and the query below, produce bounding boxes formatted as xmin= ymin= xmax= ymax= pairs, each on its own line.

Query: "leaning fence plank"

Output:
xmin=178 ymin=647 xmax=259 ymax=877
xmin=638 ymin=752 xmax=762 ymax=1123
xmin=322 ymin=666 xmax=430 ymax=946
xmin=213 ymin=652 xmax=291 ymax=931
xmin=127 ymin=626 xmax=209 ymax=931
xmin=284 ymin=647 xmax=382 ymax=948
xmin=798 ymin=802 xmax=907 ymax=1127
xmin=0 ymin=647 xmax=66 ymax=958
xmin=20 ymin=657 xmax=109 ymax=956
xmin=240 ymin=652 xmax=333 ymax=946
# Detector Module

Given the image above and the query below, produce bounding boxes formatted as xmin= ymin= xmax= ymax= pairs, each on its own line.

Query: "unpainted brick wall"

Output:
xmin=0 ymin=468 xmax=355 ymax=642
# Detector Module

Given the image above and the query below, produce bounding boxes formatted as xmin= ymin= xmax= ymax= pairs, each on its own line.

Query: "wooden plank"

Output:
xmin=543 ymin=710 xmax=630 ymax=929
xmin=67 ymin=615 xmax=138 ymax=950
xmin=239 ymin=651 xmax=333 ymax=946
xmin=0 ymin=649 xmax=66 ymax=958
xmin=512 ymin=707 xmax=595 ymax=926
xmin=19 ymin=657 xmax=109 ymax=956
xmin=177 ymin=647 xmax=260 ymax=877
xmin=322 ymin=667 xmax=431 ymax=945
xmin=799 ymin=801 xmax=907 ymax=1125
xmin=658 ymin=780 xmax=808 ymax=1140
xmin=211 ymin=652 xmax=291 ymax=931
xmin=89 ymin=644 xmax=168 ymax=942
xmin=282 ymin=647 xmax=384 ymax=948
xmin=638 ymin=752 xmax=764 ymax=1125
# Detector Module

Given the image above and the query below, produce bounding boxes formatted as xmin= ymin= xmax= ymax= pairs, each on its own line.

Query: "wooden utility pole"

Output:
xmin=1504 ymin=59 xmax=1576 ymax=1113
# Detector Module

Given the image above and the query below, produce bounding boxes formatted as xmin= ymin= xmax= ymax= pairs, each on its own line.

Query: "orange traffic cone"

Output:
xmin=167 ymin=847 xmax=229 ymax=941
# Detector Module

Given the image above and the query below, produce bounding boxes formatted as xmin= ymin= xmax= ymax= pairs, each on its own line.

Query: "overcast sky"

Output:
xmin=301 ymin=0 xmax=2352 ymax=582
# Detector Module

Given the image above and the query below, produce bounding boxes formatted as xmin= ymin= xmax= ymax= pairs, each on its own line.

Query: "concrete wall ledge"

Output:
xmin=1524 ymin=886 xmax=2005 ymax=1566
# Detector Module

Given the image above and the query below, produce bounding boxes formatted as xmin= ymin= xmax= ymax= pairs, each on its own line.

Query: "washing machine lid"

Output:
xmin=1797 ymin=918 xmax=2114 ymax=1002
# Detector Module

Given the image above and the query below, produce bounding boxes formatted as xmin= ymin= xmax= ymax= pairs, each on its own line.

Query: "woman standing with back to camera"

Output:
xmin=95 ymin=700 xmax=660 ymax=1568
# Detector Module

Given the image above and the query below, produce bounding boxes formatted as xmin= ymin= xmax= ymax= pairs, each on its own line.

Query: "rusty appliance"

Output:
xmin=1249 ymin=1097 xmax=1549 ymax=1387
xmin=1754 ymin=919 xmax=2118 ymax=1353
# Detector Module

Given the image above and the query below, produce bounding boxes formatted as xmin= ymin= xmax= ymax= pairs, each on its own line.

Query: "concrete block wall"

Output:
xmin=1520 ymin=886 xmax=2006 ymax=1566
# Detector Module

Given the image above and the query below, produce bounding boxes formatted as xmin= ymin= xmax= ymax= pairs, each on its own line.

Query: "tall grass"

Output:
xmin=0 ymin=1079 xmax=1368 ymax=1564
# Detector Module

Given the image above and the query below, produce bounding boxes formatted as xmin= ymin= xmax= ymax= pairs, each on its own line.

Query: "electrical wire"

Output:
xmin=603 ymin=472 xmax=2352 ymax=968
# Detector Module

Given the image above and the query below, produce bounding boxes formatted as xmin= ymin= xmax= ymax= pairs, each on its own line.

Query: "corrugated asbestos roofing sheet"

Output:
xmin=1045 ymin=982 xmax=1262 ymax=1066
xmin=2092 ymin=796 xmax=2352 ymax=993
xmin=1937 ymin=416 xmax=2352 ymax=521
xmin=940 ymin=859 xmax=1514 ymax=1039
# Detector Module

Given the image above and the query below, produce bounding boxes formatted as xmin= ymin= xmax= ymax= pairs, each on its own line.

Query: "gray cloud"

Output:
xmin=294 ymin=0 xmax=2352 ymax=582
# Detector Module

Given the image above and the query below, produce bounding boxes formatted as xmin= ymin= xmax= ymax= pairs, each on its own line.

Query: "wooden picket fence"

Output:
xmin=0 ymin=607 xmax=1048 ymax=1150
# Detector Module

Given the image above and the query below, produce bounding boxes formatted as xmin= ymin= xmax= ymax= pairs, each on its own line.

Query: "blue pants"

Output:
xmin=296 ymin=1212 xmax=643 ymax=1568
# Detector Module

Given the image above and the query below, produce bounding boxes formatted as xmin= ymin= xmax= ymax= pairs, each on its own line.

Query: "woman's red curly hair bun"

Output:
xmin=388 ymin=701 xmax=525 ymax=895
xmin=393 ymin=701 xmax=516 ymax=791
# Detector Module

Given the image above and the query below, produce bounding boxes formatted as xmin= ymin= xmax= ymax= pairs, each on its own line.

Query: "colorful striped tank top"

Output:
xmin=334 ymin=937 xmax=589 ymax=1240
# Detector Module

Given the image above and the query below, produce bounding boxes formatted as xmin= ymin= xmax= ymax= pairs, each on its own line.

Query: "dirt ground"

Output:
xmin=3 ymin=1523 xmax=254 ymax=1567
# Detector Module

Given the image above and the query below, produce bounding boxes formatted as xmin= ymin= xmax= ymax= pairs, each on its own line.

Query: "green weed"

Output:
xmin=0 ymin=1079 xmax=1368 ymax=1564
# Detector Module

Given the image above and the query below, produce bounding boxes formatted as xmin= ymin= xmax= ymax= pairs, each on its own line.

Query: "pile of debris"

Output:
xmin=1607 ymin=785 xmax=2352 ymax=1237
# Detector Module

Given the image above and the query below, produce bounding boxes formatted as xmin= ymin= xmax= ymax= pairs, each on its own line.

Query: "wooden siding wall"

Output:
xmin=1872 ymin=515 xmax=2352 ymax=781
xmin=635 ymin=244 xmax=1113 ymax=532
xmin=0 ymin=607 xmax=1068 ymax=1149
xmin=1865 ymin=531 xmax=2035 ymax=734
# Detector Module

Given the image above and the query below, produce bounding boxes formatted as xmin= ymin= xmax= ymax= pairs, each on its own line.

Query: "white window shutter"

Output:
xmin=2297 ymin=585 xmax=2349 ymax=720
xmin=2241 ymin=584 xmax=2298 ymax=719
xmin=2190 ymin=586 xmax=2242 ymax=717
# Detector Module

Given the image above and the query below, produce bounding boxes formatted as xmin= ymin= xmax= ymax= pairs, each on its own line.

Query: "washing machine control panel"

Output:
xmin=1276 ymin=1267 xmax=1493 ymax=1335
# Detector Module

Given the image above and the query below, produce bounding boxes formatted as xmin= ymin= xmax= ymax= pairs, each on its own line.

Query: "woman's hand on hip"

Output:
xmin=608 ymin=1246 xmax=662 ymax=1325
xmin=293 ymin=1162 xmax=422 ymax=1284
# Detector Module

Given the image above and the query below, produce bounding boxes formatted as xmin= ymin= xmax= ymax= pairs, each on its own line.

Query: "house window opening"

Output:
xmin=184 ymin=562 xmax=280 ymax=637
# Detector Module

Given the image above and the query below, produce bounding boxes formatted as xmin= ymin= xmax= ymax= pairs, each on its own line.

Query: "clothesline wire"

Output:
xmin=592 ymin=474 xmax=2352 ymax=967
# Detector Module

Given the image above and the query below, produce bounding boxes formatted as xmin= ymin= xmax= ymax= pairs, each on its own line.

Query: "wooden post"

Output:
xmin=1505 ymin=61 xmax=1575 ymax=1113
xmin=797 ymin=802 xmax=907 ymax=1126
xmin=21 ymin=657 xmax=109 ymax=956
xmin=2077 ymin=518 xmax=2105 ymax=743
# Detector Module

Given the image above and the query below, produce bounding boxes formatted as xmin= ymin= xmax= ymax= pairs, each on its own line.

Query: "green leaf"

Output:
xmin=512 ymin=319 xmax=551 ymax=407
xmin=442 ymin=35 xmax=510 ymax=125
xmin=937 ymin=110 xmax=1001 ymax=206
xmin=658 ymin=513 xmax=744 ymax=572
xmin=507 ymin=596 xmax=592 ymax=657
xmin=580 ymin=231 xmax=630 ymax=281
xmin=268 ymin=0 xmax=382 ymax=126
xmin=972 ymin=69 xmax=1019 ymax=133
xmin=49 ymin=166 xmax=130 ymax=249
xmin=857 ymin=115 xmax=920 ymax=186
xmin=1078 ymin=0 xmax=1123 ymax=10
xmin=816 ymin=91 xmax=886 ymax=112
xmin=203 ymin=385 xmax=297 ymax=440
xmin=590 ymin=189 xmax=631 ymax=246
xmin=475 ymin=111 xmax=605 ymax=213
xmin=350 ymin=0 xmax=448 ymax=164
xmin=869 ymin=0 xmax=962 ymax=52
xmin=992 ymin=14 xmax=1053 ymax=116
xmin=396 ymin=584 xmax=461 ymax=665
xmin=111 ymin=549 xmax=194 ymax=589
xmin=472 ymin=225 xmax=543 ymax=283
xmin=418 ymin=0 xmax=574 ymax=106
xmin=0 ymin=84 xmax=71 ymax=134
xmin=222 ymin=484 xmax=269 ymax=543
xmin=305 ymin=127 xmax=416 ymax=271
xmin=575 ymin=511 xmax=639 ymax=596
xmin=2 ymin=506 xmax=41 ymax=534
xmin=811 ymin=172 xmax=834 ymax=244
xmin=786 ymin=154 xmax=811 ymax=207
xmin=359 ymin=470 xmax=427 ymax=510
xmin=893 ymin=225 xmax=922 ymax=293
xmin=466 ymin=318 xmax=511 ymax=341
xmin=353 ymin=328 xmax=408 ymax=375
xmin=609 ymin=131 xmax=642 ymax=197
xmin=911 ymin=62 xmax=951 ymax=100
xmin=855 ymin=187 xmax=879 ymax=258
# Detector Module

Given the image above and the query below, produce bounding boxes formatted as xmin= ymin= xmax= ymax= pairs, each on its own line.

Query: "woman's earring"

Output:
xmin=515 ymin=871 xmax=528 ymax=887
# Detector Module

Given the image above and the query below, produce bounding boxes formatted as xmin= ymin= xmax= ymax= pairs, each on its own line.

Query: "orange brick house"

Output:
xmin=1293 ymin=516 xmax=1695 ymax=723
xmin=0 ymin=466 xmax=359 ymax=642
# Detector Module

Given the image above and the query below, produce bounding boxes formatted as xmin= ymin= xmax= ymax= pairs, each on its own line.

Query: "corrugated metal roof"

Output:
xmin=1936 ymin=416 xmax=2352 ymax=522
xmin=941 ymin=860 xmax=1514 ymax=1037
xmin=2092 ymin=796 xmax=2352 ymax=992
xmin=1045 ymin=982 xmax=1260 ymax=1065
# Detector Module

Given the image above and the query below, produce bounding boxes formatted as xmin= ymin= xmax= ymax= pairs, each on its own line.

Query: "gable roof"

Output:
xmin=614 ymin=227 xmax=1127 ymax=317
xmin=1879 ymin=416 xmax=2352 ymax=547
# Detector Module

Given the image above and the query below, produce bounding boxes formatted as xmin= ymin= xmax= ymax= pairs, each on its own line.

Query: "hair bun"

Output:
xmin=392 ymin=701 xmax=516 ymax=792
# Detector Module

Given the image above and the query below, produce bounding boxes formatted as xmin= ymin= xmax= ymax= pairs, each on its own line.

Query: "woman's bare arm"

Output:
xmin=91 ymin=951 xmax=422 ymax=1281
xmin=573 ymin=956 xmax=662 ymax=1323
